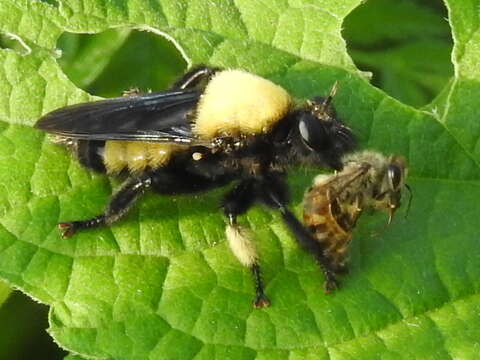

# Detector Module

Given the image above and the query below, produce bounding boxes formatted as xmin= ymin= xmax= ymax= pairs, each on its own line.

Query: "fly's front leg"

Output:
xmin=278 ymin=208 xmax=339 ymax=293
xmin=59 ymin=173 xmax=152 ymax=238
xmin=222 ymin=179 xmax=271 ymax=308
xmin=260 ymin=174 xmax=339 ymax=293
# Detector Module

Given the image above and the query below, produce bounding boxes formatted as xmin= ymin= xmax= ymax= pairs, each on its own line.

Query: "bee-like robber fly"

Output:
xmin=36 ymin=66 xmax=356 ymax=307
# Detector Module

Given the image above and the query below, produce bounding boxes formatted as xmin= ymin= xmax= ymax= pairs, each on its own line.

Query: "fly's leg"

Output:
xmin=170 ymin=65 xmax=219 ymax=90
xmin=260 ymin=173 xmax=339 ymax=293
xmin=222 ymin=179 xmax=271 ymax=308
xmin=59 ymin=173 xmax=152 ymax=238
xmin=122 ymin=66 xmax=219 ymax=97
xmin=278 ymin=207 xmax=339 ymax=293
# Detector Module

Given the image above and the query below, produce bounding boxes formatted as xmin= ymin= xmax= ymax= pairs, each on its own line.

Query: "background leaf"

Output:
xmin=0 ymin=0 xmax=478 ymax=359
xmin=0 ymin=286 xmax=66 ymax=359
xmin=57 ymin=29 xmax=187 ymax=97
xmin=343 ymin=0 xmax=453 ymax=107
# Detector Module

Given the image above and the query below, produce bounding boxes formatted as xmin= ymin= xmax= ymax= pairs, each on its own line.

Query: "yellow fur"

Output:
xmin=104 ymin=141 xmax=180 ymax=173
xmin=104 ymin=141 xmax=128 ymax=173
xmin=126 ymin=141 xmax=149 ymax=172
xmin=147 ymin=143 xmax=175 ymax=169
xmin=194 ymin=70 xmax=292 ymax=138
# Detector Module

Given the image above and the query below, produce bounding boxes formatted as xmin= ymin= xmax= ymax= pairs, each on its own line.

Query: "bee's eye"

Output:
xmin=388 ymin=164 xmax=403 ymax=190
xmin=298 ymin=113 xmax=329 ymax=152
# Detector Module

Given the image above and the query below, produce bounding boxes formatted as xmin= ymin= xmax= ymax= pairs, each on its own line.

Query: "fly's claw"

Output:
xmin=58 ymin=222 xmax=77 ymax=238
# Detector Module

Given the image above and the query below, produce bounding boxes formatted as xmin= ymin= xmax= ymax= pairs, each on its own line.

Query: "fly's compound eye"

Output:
xmin=298 ymin=113 xmax=330 ymax=152
xmin=387 ymin=164 xmax=403 ymax=191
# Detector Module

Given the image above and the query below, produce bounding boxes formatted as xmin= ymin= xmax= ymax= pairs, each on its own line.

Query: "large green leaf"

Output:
xmin=0 ymin=0 xmax=478 ymax=359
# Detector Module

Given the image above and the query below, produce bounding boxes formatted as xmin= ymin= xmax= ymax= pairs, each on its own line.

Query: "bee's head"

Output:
xmin=297 ymin=83 xmax=355 ymax=170
xmin=374 ymin=156 xmax=408 ymax=223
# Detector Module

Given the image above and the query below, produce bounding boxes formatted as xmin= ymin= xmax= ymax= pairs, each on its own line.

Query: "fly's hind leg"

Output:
xmin=170 ymin=66 xmax=219 ymax=90
xmin=122 ymin=88 xmax=141 ymax=97
xmin=122 ymin=66 xmax=219 ymax=97
xmin=59 ymin=173 xmax=152 ymax=238
xmin=222 ymin=179 xmax=271 ymax=308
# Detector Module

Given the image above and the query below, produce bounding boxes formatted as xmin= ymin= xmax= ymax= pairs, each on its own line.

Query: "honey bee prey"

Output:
xmin=303 ymin=151 xmax=409 ymax=292
xmin=35 ymin=66 xmax=356 ymax=307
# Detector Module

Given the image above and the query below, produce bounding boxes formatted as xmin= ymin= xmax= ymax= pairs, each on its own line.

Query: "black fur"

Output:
xmin=76 ymin=140 xmax=106 ymax=173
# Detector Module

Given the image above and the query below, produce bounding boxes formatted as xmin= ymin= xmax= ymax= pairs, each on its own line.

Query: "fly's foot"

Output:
xmin=58 ymin=222 xmax=78 ymax=238
xmin=253 ymin=293 xmax=271 ymax=308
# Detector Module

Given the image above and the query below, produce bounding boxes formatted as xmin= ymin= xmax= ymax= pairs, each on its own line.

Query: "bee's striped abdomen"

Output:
xmin=303 ymin=185 xmax=352 ymax=271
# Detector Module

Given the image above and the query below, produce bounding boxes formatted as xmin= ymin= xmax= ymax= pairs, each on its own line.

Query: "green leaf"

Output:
xmin=0 ymin=0 xmax=478 ymax=359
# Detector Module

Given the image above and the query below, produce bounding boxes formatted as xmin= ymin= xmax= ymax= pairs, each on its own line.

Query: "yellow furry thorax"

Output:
xmin=194 ymin=69 xmax=293 ymax=138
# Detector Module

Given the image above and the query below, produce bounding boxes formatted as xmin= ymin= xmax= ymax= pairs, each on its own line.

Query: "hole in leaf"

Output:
xmin=0 ymin=33 xmax=31 ymax=55
xmin=56 ymin=28 xmax=188 ymax=98
xmin=343 ymin=0 xmax=453 ymax=108
xmin=0 ymin=290 xmax=67 ymax=358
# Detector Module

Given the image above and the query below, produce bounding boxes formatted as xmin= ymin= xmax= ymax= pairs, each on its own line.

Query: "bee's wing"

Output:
xmin=326 ymin=164 xmax=371 ymax=199
xmin=35 ymin=89 xmax=203 ymax=145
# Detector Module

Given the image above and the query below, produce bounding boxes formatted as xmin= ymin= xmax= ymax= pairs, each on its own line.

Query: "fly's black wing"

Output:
xmin=35 ymin=90 xmax=202 ymax=144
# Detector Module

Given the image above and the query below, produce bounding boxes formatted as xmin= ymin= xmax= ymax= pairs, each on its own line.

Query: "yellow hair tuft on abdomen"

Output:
xmin=103 ymin=141 xmax=181 ymax=173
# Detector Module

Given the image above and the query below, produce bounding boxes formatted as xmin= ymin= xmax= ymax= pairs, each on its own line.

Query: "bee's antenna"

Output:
xmin=404 ymin=183 xmax=413 ymax=219
xmin=323 ymin=81 xmax=339 ymax=108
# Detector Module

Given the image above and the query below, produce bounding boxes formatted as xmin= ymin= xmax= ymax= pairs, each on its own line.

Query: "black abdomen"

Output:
xmin=76 ymin=140 xmax=106 ymax=173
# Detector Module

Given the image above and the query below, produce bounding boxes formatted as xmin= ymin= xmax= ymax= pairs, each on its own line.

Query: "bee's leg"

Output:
xmin=260 ymin=174 xmax=339 ymax=292
xmin=58 ymin=173 xmax=152 ymax=238
xmin=170 ymin=65 xmax=219 ymax=90
xmin=222 ymin=180 xmax=271 ymax=308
